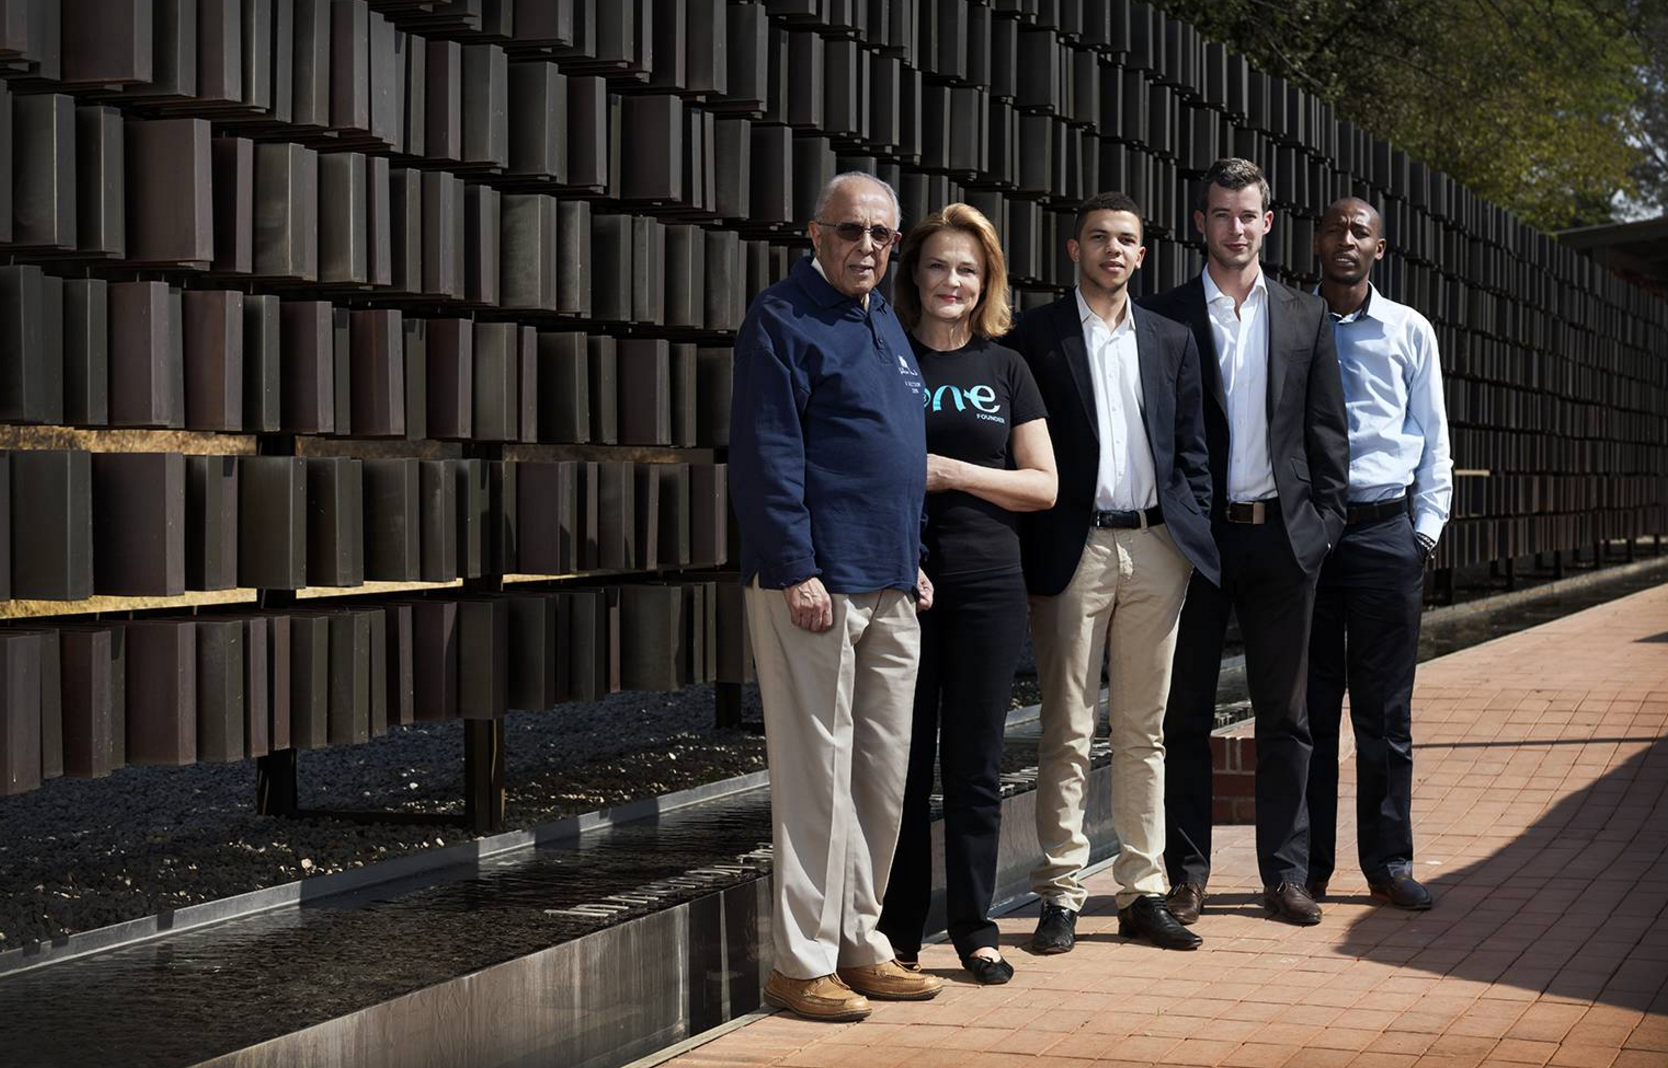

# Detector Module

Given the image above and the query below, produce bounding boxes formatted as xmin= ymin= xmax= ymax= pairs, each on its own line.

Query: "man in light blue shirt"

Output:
xmin=1305 ymin=197 xmax=1453 ymax=911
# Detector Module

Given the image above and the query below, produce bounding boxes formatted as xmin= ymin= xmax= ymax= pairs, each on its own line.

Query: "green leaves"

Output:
xmin=1156 ymin=0 xmax=1656 ymax=229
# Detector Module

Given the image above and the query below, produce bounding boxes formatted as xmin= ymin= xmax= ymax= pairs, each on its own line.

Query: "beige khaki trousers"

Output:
xmin=745 ymin=579 xmax=921 ymax=979
xmin=1029 ymin=524 xmax=1193 ymax=910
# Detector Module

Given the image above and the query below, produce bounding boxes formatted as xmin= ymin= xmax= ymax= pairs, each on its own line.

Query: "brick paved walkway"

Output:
xmin=667 ymin=584 xmax=1668 ymax=1068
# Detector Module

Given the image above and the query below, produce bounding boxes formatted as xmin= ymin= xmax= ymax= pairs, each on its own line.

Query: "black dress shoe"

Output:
xmin=1369 ymin=874 xmax=1433 ymax=910
xmin=1306 ymin=879 xmax=1329 ymax=902
xmin=1263 ymin=882 xmax=1323 ymax=925
xmin=1165 ymin=882 xmax=1206 ymax=926
xmin=1118 ymin=895 xmax=1203 ymax=950
xmin=961 ymin=954 xmax=1015 ymax=984
xmin=1030 ymin=903 xmax=1078 ymax=954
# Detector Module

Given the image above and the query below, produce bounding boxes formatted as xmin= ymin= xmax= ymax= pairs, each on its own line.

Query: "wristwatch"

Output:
xmin=1414 ymin=532 xmax=1437 ymax=563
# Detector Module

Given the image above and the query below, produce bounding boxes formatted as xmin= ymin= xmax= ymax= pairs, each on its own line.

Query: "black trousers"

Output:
xmin=1305 ymin=512 xmax=1423 ymax=885
xmin=1164 ymin=511 xmax=1318 ymax=888
xmin=879 ymin=567 xmax=1027 ymax=959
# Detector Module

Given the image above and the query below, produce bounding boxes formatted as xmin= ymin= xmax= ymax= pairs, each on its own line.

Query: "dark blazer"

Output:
xmin=1010 ymin=292 xmax=1219 ymax=597
xmin=1139 ymin=273 xmax=1349 ymax=575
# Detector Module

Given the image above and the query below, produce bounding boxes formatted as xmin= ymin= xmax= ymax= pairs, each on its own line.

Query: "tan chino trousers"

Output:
xmin=1029 ymin=524 xmax=1193 ymax=910
xmin=745 ymin=579 xmax=921 ymax=979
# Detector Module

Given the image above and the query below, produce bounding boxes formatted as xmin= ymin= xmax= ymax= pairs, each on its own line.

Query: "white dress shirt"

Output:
xmin=1328 ymin=284 xmax=1453 ymax=542
xmin=1076 ymin=288 xmax=1157 ymax=511
xmin=1201 ymin=268 xmax=1277 ymax=502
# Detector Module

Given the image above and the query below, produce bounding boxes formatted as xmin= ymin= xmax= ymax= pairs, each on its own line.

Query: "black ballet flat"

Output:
xmin=960 ymin=954 xmax=1014 ymax=985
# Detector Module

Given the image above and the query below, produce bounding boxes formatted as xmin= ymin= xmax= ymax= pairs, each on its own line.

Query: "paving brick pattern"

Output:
xmin=667 ymin=585 xmax=1668 ymax=1068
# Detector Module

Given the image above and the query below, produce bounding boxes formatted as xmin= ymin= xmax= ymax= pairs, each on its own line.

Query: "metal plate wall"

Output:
xmin=0 ymin=0 xmax=1663 ymax=794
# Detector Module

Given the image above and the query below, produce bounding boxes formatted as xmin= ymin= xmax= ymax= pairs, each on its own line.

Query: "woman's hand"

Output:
xmin=925 ymin=454 xmax=961 ymax=493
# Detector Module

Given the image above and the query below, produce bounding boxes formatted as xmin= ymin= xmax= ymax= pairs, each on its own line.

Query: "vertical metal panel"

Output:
xmin=195 ymin=618 xmax=246 ymax=762
xmin=13 ymin=93 xmax=76 ymax=250
xmin=124 ymin=620 xmax=196 ymax=766
xmin=464 ymin=182 xmax=501 ymax=304
xmin=421 ymin=170 xmax=465 ymax=299
xmin=11 ymin=450 xmax=94 ymax=600
xmin=241 ymin=615 xmax=269 ymax=757
xmin=186 ymin=453 xmax=239 ymax=591
xmin=237 ymin=455 xmax=306 ymax=589
xmin=318 ymin=151 xmax=368 ymax=284
xmin=347 ymin=308 xmax=403 ymax=437
xmin=426 ymin=37 xmax=462 ymax=161
xmin=242 ymin=293 xmax=281 ymax=431
xmin=328 ymin=0 xmax=368 ymax=131
xmin=362 ymin=458 xmax=420 ymax=581
xmin=108 ymin=281 xmax=182 ymax=428
xmin=74 ymin=105 xmax=124 ymax=258
xmin=253 ymin=141 xmax=318 ymax=281
xmin=462 ymin=42 xmax=508 ymax=167
xmin=197 ymin=0 xmax=245 ymax=104
xmin=425 ymin=317 xmax=473 ymax=439
xmin=418 ymin=459 xmax=457 ymax=581
xmin=61 ymin=0 xmax=153 ymax=83
xmin=501 ymin=194 xmax=558 ymax=311
xmin=211 ymin=135 xmax=253 ymax=273
xmin=507 ymin=60 xmax=565 ymax=181
xmin=183 ymin=290 xmax=245 ymax=431
xmin=58 ymin=628 xmax=115 ymax=779
xmin=472 ymin=321 xmax=517 ymax=442
xmin=456 ymin=457 xmax=487 ymax=577
xmin=277 ymin=299 xmax=333 ymax=432
xmin=63 ymin=278 xmax=108 ymax=427
xmin=0 ymin=265 xmax=48 ymax=423
xmin=90 ymin=452 xmax=185 ymax=596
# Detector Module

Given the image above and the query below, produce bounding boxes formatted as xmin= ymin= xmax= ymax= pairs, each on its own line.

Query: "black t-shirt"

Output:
xmin=911 ymin=334 xmax=1048 ymax=579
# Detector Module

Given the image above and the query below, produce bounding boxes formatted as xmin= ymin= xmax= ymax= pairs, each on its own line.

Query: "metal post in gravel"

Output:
xmin=462 ymin=441 xmax=506 ymax=836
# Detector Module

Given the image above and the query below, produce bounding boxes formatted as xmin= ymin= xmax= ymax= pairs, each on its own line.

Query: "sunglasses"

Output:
xmin=815 ymin=220 xmax=901 ymax=246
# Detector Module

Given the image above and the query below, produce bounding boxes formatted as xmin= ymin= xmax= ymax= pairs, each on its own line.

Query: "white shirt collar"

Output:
xmin=1201 ymin=265 xmax=1267 ymax=308
xmin=1075 ymin=287 xmax=1136 ymax=337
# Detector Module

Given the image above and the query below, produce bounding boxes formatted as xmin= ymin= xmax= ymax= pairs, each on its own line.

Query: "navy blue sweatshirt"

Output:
xmin=730 ymin=256 xmax=927 ymax=594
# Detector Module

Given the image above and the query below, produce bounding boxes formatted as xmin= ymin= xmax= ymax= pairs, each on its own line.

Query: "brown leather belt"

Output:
xmin=1224 ymin=498 xmax=1277 ymax=524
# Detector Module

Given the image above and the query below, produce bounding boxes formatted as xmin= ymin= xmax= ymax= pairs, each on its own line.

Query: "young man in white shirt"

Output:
xmin=1142 ymin=159 xmax=1351 ymax=928
xmin=1305 ymin=197 xmax=1452 ymax=910
xmin=1009 ymin=192 xmax=1218 ymax=953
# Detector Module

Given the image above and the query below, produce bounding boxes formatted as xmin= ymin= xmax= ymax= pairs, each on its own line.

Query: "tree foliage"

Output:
xmin=1153 ymin=0 xmax=1658 ymax=231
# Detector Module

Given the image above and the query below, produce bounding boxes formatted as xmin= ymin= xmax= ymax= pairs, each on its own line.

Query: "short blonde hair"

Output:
xmin=894 ymin=203 xmax=1013 ymax=339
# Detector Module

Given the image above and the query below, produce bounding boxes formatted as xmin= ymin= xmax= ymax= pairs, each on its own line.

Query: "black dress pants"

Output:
xmin=1305 ymin=512 xmax=1423 ymax=886
xmin=1164 ymin=512 xmax=1318 ymax=888
xmin=879 ymin=567 xmax=1028 ymax=959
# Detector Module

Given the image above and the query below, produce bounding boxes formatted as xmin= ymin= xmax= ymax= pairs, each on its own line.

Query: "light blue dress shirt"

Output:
xmin=1328 ymin=284 xmax=1453 ymax=542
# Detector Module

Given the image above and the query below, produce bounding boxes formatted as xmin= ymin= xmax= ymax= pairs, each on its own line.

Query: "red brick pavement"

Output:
xmin=666 ymin=585 xmax=1668 ymax=1068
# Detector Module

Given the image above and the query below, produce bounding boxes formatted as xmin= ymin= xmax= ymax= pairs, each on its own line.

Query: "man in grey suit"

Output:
xmin=1141 ymin=158 xmax=1350 ymax=928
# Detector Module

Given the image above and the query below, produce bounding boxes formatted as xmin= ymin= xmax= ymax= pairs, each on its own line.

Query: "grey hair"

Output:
xmin=812 ymin=171 xmax=902 ymax=226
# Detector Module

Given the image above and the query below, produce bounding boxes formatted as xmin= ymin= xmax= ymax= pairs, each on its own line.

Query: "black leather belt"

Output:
xmin=1093 ymin=505 xmax=1164 ymax=529
xmin=1346 ymin=495 xmax=1409 ymax=525
xmin=1224 ymin=498 xmax=1278 ymax=524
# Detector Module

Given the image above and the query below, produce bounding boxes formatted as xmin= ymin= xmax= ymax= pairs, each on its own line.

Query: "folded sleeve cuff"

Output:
xmin=1414 ymin=513 xmax=1445 ymax=543
xmin=756 ymin=556 xmax=821 ymax=590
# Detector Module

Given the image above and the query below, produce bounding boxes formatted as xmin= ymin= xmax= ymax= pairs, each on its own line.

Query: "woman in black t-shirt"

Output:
xmin=877 ymin=204 xmax=1058 ymax=984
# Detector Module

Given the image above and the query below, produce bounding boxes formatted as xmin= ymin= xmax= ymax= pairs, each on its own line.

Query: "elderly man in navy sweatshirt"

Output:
xmin=731 ymin=171 xmax=941 ymax=1021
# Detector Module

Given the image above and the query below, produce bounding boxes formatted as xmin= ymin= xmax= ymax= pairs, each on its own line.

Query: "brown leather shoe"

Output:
xmin=837 ymin=959 xmax=945 ymax=1001
xmin=1263 ymin=882 xmax=1323 ymax=926
xmin=763 ymin=970 xmax=872 ymax=1021
xmin=1165 ymin=882 xmax=1207 ymax=926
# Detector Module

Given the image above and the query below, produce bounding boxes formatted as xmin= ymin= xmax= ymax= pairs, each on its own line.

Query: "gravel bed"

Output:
xmin=0 ymin=685 xmax=770 ymax=950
